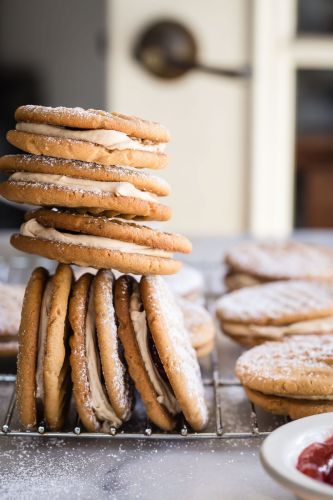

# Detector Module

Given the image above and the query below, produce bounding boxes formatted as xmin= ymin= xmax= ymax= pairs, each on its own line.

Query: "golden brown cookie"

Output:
xmin=224 ymin=241 xmax=333 ymax=290
xmin=114 ymin=275 xmax=176 ymax=431
xmin=93 ymin=270 xmax=133 ymax=421
xmin=16 ymin=264 xmax=74 ymax=431
xmin=195 ymin=339 xmax=215 ymax=358
xmin=42 ymin=264 xmax=73 ymax=430
xmin=16 ymin=267 xmax=49 ymax=429
xmin=179 ymin=298 xmax=216 ymax=349
xmin=141 ymin=276 xmax=209 ymax=431
xmin=0 ymin=172 xmax=171 ymax=221
xmin=0 ymin=155 xmax=170 ymax=196
xmin=14 ymin=105 xmax=171 ymax=142
xmin=217 ymin=280 xmax=333 ymax=326
xmin=11 ymin=209 xmax=190 ymax=275
xmin=69 ymin=273 xmax=132 ymax=432
xmin=244 ymin=387 xmax=333 ymax=420
xmin=236 ymin=335 xmax=333 ymax=412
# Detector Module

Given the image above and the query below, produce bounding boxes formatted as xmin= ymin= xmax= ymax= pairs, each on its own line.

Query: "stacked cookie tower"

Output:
xmin=0 ymin=105 xmax=208 ymax=433
xmin=0 ymin=105 xmax=192 ymax=274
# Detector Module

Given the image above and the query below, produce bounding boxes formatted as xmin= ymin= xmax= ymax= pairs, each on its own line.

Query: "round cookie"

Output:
xmin=14 ymin=105 xmax=171 ymax=142
xmin=140 ymin=275 xmax=208 ymax=431
xmin=179 ymin=297 xmax=216 ymax=349
xmin=195 ymin=339 xmax=215 ymax=359
xmin=114 ymin=275 xmax=176 ymax=431
xmin=16 ymin=267 xmax=49 ymax=429
xmin=0 ymin=167 xmax=171 ymax=221
xmin=93 ymin=270 xmax=133 ymax=420
xmin=69 ymin=273 xmax=132 ymax=432
xmin=225 ymin=241 xmax=333 ymax=289
xmin=236 ymin=335 xmax=333 ymax=402
xmin=43 ymin=264 xmax=74 ymax=430
xmin=0 ymin=155 xmax=171 ymax=196
xmin=244 ymin=387 xmax=333 ymax=420
xmin=11 ymin=209 xmax=191 ymax=275
xmin=164 ymin=264 xmax=205 ymax=303
xmin=216 ymin=280 xmax=333 ymax=327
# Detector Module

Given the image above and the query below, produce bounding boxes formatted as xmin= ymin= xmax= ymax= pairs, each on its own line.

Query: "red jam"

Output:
xmin=297 ymin=435 xmax=333 ymax=486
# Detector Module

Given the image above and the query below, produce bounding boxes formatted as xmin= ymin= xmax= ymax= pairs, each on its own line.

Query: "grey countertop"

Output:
xmin=2 ymin=230 xmax=332 ymax=500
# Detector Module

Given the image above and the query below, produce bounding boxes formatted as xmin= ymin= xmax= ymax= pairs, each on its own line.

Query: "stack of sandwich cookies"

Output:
xmin=236 ymin=335 xmax=333 ymax=419
xmin=114 ymin=275 xmax=208 ymax=431
xmin=0 ymin=282 xmax=25 ymax=357
xmin=0 ymin=105 xmax=192 ymax=275
xmin=17 ymin=265 xmax=73 ymax=430
xmin=224 ymin=241 xmax=333 ymax=291
xmin=216 ymin=280 xmax=333 ymax=347
xmin=7 ymin=105 xmax=169 ymax=169
xmin=69 ymin=270 xmax=133 ymax=432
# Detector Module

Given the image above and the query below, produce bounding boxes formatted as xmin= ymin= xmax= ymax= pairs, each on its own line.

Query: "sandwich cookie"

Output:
xmin=69 ymin=271 xmax=133 ymax=432
xmin=0 ymin=154 xmax=171 ymax=220
xmin=7 ymin=105 xmax=170 ymax=169
xmin=236 ymin=335 xmax=333 ymax=419
xmin=179 ymin=298 xmax=216 ymax=358
xmin=164 ymin=264 xmax=205 ymax=304
xmin=114 ymin=275 xmax=208 ymax=431
xmin=0 ymin=282 xmax=25 ymax=357
xmin=12 ymin=209 xmax=191 ymax=275
xmin=224 ymin=241 xmax=333 ymax=291
xmin=16 ymin=264 xmax=73 ymax=430
xmin=216 ymin=280 xmax=333 ymax=347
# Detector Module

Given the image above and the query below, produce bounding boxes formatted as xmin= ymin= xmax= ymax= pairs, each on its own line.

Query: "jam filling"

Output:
xmin=297 ymin=435 xmax=333 ymax=486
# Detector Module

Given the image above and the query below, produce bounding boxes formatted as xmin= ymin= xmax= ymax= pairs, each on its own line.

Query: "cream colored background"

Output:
xmin=108 ymin=0 xmax=251 ymax=236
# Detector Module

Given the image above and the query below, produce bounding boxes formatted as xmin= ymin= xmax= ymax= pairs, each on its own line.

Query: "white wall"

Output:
xmin=108 ymin=0 xmax=251 ymax=236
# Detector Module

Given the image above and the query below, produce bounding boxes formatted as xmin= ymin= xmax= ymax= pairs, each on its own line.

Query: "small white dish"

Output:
xmin=260 ymin=413 xmax=333 ymax=500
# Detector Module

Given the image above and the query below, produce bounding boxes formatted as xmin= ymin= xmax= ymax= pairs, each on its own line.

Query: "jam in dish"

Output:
xmin=297 ymin=435 xmax=333 ymax=486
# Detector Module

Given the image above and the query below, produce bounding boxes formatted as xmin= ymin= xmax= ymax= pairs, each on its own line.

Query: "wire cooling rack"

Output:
xmin=0 ymin=255 xmax=287 ymax=440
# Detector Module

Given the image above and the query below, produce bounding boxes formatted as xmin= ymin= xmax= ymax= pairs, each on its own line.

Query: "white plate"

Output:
xmin=260 ymin=413 xmax=333 ymax=500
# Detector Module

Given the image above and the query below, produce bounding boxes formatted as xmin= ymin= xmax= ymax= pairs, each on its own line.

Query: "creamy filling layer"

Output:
xmin=223 ymin=316 xmax=333 ymax=340
xmin=20 ymin=219 xmax=173 ymax=259
xmin=85 ymin=289 xmax=122 ymax=429
xmin=9 ymin=172 xmax=159 ymax=203
xmin=16 ymin=122 xmax=166 ymax=153
xmin=225 ymin=272 xmax=261 ymax=288
xmin=129 ymin=285 xmax=180 ymax=415
xmin=36 ymin=280 xmax=53 ymax=404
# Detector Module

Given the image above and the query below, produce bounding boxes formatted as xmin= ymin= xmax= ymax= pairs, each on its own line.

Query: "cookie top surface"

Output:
xmin=164 ymin=264 xmax=204 ymax=297
xmin=0 ymin=155 xmax=170 ymax=196
xmin=216 ymin=280 xmax=333 ymax=326
xmin=140 ymin=276 xmax=208 ymax=431
xmin=24 ymin=209 xmax=191 ymax=254
xmin=93 ymin=270 xmax=133 ymax=421
xmin=225 ymin=241 xmax=333 ymax=281
xmin=179 ymin=298 xmax=215 ymax=347
xmin=236 ymin=335 xmax=333 ymax=397
xmin=15 ymin=105 xmax=170 ymax=142
xmin=0 ymin=282 xmax=25 ymax=336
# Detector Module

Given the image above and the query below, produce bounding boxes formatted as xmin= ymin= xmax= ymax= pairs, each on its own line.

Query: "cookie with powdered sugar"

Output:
xmin=224 ymin=241 xmax=333 ymax=291
xmin=0 ymin=282 xmax=25 ymax=357
xmin=69 ymin=272 xmax=133 ymax=432
xmin=179 ymin=298 xmax=216 ymax=357
xmin=236 ymin=335 xmax=333 ymax=419
xmin=216 ymin=280 xmax=333 ymax=347
xmin=11 ymin=208 xmax=191 ymax=275
xmin=7 ymin=105 xmax=170 ymax=169
xmin=0 ymin=154 xmax=171 ymax=220
xmin=140 ymin=276 xmax=209 ymax=431
xmin=17 ymin=264 xmax=73 ymax=430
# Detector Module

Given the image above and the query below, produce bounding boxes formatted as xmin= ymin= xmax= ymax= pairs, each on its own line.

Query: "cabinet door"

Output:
xmin=108 ymin=0 xmax=250 ymax=235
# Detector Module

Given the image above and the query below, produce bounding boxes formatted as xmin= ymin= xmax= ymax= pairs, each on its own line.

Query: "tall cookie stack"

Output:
xmin=0 ymin=105 xmax=208 ymax=433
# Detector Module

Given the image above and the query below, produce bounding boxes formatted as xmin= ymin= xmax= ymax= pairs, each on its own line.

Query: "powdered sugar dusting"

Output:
xmin=216 ymin=280 xmax=333 ymax=324
xmin=144 ymin=276 xmax=208 ymax=426
xmin=226 ymin=241 xmax=333 ymax=280
xmin=236 ymin=335 xmax=333 ymax=397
